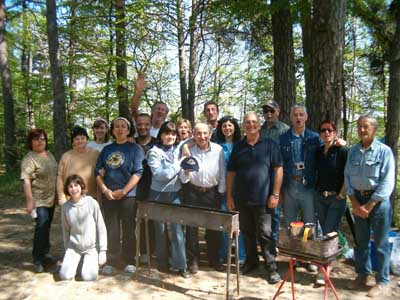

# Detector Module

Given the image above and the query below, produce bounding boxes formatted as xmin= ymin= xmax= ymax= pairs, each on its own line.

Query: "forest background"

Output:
xmin=0 ymin=0 xmax=399 ymax=222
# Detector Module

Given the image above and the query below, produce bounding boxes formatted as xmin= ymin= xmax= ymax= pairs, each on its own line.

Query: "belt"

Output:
xmin=320 ymin=191 xmax=336 ymax=197
xmin=291 ymin=176 xmax=303 ymax=181
xmin=190 ymin=184 xmax=216 ymax=193
xmin=355 ymin=189 xmax=375 ymax=197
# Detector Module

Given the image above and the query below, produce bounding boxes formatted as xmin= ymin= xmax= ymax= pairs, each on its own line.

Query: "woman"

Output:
xmin=215 ymin=116 xmax=246 ymax=264
xmin=315 ymin=120 xmax=348 ymax=285
xmin=59 ymin=175 xmax=107 ymax=281
xmin=21 ymin=129 xmax=58 ymax=273
xmin=95 ymin=117 xmax=144 ymax=274
xmin=57 ymin=126 xmax=99 ymax=205
xmin=87 ymin=117 xmax=112 ymax=152
xmin=147 ymin=121 xmax=189 ymax=278
xmin=176 ymin=119 xmax=192 ymax=142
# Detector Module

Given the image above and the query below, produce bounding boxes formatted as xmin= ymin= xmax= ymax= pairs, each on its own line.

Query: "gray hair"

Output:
xmin=357 ymin=115 xmax=378 ymax=129
xmin=193 ymin=122 xmax=212 ymax=134
xmin=290 ymin=104 xmax=307 ymax=117
xmin=242 ymin=111 xmax=260 ymax=124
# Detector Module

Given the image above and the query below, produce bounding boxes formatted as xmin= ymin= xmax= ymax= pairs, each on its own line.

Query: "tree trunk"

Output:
xmin=386 ymin=2 xmax=400 ymax=225
xmin=177 ymin=0 xmax=189 ymax=120
xmin=0 ymin=0 xmax=17 ymax=171
xmin=115 ymin=0 xmax=130 ymax=120
xmin=67 ymin=0 xmax=78 ymax=129
xmin=299 ymin=0 xmax=312 ymax=110
xmin=21 ymin=0 xmax=34 ymax=129
xmin=46 ymin=0 xmax=67 ymax=161
xmin=271 ymin=0 xmax=296 ymax=125
xmin=307 ymin=0 xmax=346 ymax=131
xmin=187 ymin=0 xmax=198 ymax=124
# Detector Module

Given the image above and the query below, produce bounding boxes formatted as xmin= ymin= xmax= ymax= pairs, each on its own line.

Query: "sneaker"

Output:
xmin=315 ymin=272 xmax=325 ymax=286
xmin=347 ymin=274 xmax=368 ymax=290
xmin=267 ymin=270 xmax=281 ymax=284
xmin=101 ymin=265 xmax=114 ymax=275
xmin=367 ymin=284 xmax=391 ymax=298
xmin=179 ymin=270 xmax=191 ymax=279
xmin=124 ymin=264 xmax=136 ymax=273
xmin=34 ymin=262 xmax=44 ymax=273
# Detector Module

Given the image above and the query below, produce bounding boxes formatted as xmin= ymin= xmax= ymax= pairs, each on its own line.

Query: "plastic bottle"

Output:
xmin=390 ymin=235 xmax=400 ymax=275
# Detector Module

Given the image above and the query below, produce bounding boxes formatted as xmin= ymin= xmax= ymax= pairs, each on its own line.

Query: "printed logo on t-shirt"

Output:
xmin=106 ymin=151 xmax=125 ymax=169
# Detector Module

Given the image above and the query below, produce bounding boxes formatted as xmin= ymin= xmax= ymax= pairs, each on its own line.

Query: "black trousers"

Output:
xmin=238 ymin=203 xmax=277 ymax=270
xmin=183 ymin=184 xmax=222 ymax=266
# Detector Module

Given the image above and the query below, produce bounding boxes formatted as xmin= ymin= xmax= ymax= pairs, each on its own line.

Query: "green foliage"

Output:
xmin=0 ymin=169 xmax=23 ymax=206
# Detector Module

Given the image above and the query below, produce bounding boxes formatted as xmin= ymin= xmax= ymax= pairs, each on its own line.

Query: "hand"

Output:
xmin=353 ymin=205 xmax=369 ymax=218
xmin=267 ymin=195 xmax=279 ymax=209
xmin=334 ymin=138 xmax=347 ymax=147
xmin=26 ymin=200 xmax=35 ymax=214
xmin=135 ymin=72 xmax=147 ymax=92
xmin=181 ymin=144 xmax=191 ymax=158
xmin=226 ymin=197 xmax=235 ymax=211
xmin=184 ymin=170 xmax=192 ymax=175
xmin=104 ymin=189 xmax=114 ymax=201
xmin=112 ymin=189 xmax=126 ymax=200
xmin=98 ymin=251 xmax=107 ymax=266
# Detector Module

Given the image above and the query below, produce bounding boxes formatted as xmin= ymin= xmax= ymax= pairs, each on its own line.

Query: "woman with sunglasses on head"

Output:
xmin=314 ymin=120 xmax=348 ymax=285
xmin=87 ymin=117 xmax=112 ymax=152
xmin=21 ymin=129 xmax=58 ymax=273
xmin=215 ymin=116 xmax=247 ymax=265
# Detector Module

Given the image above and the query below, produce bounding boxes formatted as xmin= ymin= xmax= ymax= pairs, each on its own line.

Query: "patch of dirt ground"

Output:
xmin=0 ymin=205 xmax=399 ymax=300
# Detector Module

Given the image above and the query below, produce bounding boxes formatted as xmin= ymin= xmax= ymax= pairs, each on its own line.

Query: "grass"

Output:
xmin=0 ymin=169 xmax=25 ymax=208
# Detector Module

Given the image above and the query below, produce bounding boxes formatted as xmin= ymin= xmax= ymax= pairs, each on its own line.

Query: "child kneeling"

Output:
xmin=59 ymin=175 xmax=107 ymax=281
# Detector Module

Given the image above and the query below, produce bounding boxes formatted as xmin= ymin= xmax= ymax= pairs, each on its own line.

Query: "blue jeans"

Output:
xmin=316 ymin=193 xmax=346 ymax=235
xmin=218 ymin=199 xmax=246 ymax=263
xmin=150 ymin=190 xmax=187 ymax=271
xmin=271 ymin=206 xmax=281 ymax=242
xmin=33 ymin=206 xmax=54 ymax=264
xmin=353 ymin=192 xmax=391 ymax=284
xmin=282 ymin=179 xmax=316 ymax=227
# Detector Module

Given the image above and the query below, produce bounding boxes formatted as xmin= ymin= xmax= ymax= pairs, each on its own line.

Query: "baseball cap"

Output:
xmin=262 ymin=100 xmax=279 ymax=110
xmin=181 ymin=156 xmax=200 ymax=171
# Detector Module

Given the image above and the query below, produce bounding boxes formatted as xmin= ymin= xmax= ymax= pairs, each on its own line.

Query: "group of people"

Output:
xmin=21 ymin=88 xmax=395 ymax=297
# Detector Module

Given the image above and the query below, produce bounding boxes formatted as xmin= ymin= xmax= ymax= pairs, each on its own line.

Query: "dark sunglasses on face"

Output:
xmin=319 ymin=128 xmax=334 ymax=133
xmin=263 ymin=108 xmax=275 ymax=114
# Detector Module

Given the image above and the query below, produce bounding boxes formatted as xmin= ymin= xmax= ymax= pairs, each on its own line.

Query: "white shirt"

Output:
xmin=150 ymin=126 xmax=160 ymax=138
xmin=87 ymin=141 xmax=112 ymax=153
xmin=179 ymin=142 xmax=226 ymax=193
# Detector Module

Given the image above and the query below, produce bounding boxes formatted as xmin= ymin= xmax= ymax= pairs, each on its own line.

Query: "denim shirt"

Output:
xmin=279 ymin=127 xmax=322 ymax=188
xmin=147 ymin=143 xmax=183 ymax=193
xmin=344 ymin=139 xmax=395 ymax=203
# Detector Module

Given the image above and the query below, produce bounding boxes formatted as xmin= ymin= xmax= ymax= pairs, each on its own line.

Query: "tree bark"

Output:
xmin=307 ymin=0 xmax=346 ymax=131
xmin=115 ymin=0 xmax=130 ymax=120
xmin=46 ymin=0 xmax=67 ymax=161
xmin=21 ymin=0 xmax=34 ymax=129
xmin=177 ymin=0 xmax=189 ymax=120
xmin=187 ymin=0 xmax=198 ymax=125
xmin=386 ymin=1 xmax=400 ymax=224
xmin=299 ymin=0 xmax=312 ymax=111
xmin=67 ymin=0 xmax=78 ymax=129
xmin=0 ymin=0 xmax=17 ymax=171
xmin=271 ymin=0 xmax=296 ymax=125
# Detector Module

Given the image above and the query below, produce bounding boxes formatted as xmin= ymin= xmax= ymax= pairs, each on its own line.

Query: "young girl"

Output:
xmin=59 ymin=175 xmax=107 ymax=281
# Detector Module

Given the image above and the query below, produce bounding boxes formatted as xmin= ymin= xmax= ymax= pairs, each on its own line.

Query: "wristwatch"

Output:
xmin=271 ymin=193 xmax=280 ymax=199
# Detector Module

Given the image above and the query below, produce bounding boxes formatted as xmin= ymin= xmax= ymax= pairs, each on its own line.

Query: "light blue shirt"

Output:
xmin=344 ymin=139 xmax=395 ymax=202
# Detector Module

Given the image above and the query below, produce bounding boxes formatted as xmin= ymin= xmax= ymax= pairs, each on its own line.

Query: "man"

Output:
xmin=203 ymin=100 xmax=219 ymax=141
xmin=130 ymin=73 xmax=169 ymax=137
xmin=279 ymin=104 xmax=322 ymax=273
xmin=180 ymin=122 xmax=226 ymax=273
xmin=279 ymin=104 xmax=322 ymax=227
xmin=226 ymin=112 xmax=282 ymax=284
xmin=344 ymin=115 xmax=395 ymax=298
xmin=260 ymin=100 xmax=289 ymax=141
xmin=260 ymin=100 xmax=289 ymax=242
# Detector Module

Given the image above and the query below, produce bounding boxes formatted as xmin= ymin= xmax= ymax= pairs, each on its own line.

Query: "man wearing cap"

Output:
xmin=260 ymin=100 xmax=289 ymax=243
xmin=180 ymin=122 xmax=226 ymax=273
xmin=344 ymin=115 xmax=395 ymax=298
xmin=226 ymin=111 xmax=283 ymax=284
xmin=130 ymin=73 xmax=169 ymax=137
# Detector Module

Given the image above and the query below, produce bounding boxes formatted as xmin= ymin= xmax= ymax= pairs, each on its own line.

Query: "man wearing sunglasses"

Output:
xmin=260 ymin=100 xmax=289 ymax=243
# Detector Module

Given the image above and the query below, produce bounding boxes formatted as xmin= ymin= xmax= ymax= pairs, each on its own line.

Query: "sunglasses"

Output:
xmin=263 ymin=108 xmax=275 ymax=114
xmin=319 ymin=128 xmax=334 ymax=133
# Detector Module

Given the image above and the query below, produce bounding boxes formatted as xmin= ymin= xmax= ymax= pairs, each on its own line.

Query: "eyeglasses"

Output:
xmin=263 ymin=108 xmax=275 ymax=114
xmin=33 ymin=137 xmax=46 ymax=142
xmin=319 ymin=128 xmax=334 ymax=133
